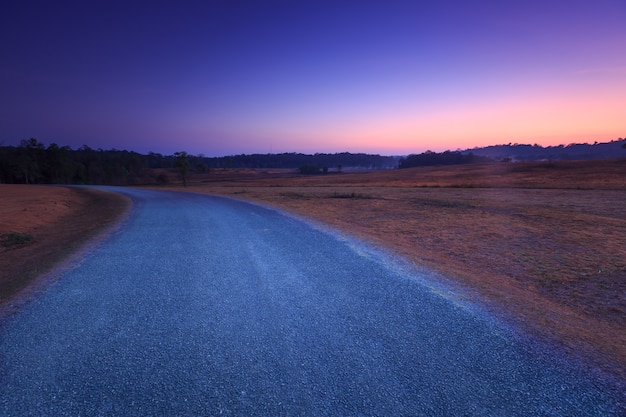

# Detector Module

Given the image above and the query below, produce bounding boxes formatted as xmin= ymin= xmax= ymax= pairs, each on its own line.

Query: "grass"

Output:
xmin=147 ymin=158 xmax=626 ymax=380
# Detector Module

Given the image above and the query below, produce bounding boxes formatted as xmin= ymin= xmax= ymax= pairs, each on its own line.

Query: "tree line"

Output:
xmin=398 ymin=151 xmax=492 ymax=168
xmin=0 ymin=139 xmax=399 ymax=185
xmin=9 ymin=138 xmax=587 ymax=184
xmin=462 ymin=138 xmax=626 ymax=162
xmin=205 ymin=152 xmax=398 ymax=170
xmin=1 ymin=139 xmax=145 ymax=185
xmin=0 ymin=139 xmax=214 ymax=185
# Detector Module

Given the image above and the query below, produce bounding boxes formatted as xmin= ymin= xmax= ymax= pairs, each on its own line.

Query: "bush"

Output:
xmin=329 ymin=192 xmax=371 ymax=199
xmin=299 ymin=164 xmax=328 ymax=175
xmin=2 ymin=232 xmax=34 ymax=247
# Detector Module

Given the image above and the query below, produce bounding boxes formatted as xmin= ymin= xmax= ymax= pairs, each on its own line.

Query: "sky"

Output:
xmin=1 ymin=0 xmax=625 ymax=156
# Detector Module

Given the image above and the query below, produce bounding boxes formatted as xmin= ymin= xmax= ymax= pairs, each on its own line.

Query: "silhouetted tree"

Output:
xmin=45 ymin=143 xmax=75 ymax=183
xmin=17 ymin=138 xmax=46 ymax=183
xmin=174 ymin=151 xmax=190 ymax=186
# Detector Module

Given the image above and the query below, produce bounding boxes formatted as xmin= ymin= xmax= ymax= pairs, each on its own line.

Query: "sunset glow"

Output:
xmin=1 ymin=1 xmax=625 ymax=156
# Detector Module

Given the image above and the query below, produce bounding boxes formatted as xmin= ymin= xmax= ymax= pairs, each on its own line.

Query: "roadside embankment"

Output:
xmin=0 ymin=185 xmax=130 ymax=307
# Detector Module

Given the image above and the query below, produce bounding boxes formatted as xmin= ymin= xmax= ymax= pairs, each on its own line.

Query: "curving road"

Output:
xmin=0 ymin=188 xmax=622 ymax=416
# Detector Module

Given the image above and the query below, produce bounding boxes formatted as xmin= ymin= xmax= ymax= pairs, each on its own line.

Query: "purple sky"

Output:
xmin=1 ymin=0 xmax=625 ymax=156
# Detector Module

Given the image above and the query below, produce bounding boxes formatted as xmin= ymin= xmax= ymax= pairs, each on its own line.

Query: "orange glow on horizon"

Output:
xmin=289 ymin=84 xmax=626 ymax=153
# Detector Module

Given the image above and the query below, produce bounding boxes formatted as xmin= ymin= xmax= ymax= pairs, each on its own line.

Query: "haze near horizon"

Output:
xmin=1 ymin=1 xmax=625 ymax=157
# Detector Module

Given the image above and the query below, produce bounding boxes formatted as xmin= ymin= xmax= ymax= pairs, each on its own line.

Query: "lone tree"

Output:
xmin=174 ymin=151 xmax=189 ymax=186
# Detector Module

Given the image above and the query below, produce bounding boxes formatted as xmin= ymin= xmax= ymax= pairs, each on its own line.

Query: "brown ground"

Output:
xmin=0 ymin=185 xmax=130 ymax=307
xmin=1 ymin=159 xmax=624 ymax=382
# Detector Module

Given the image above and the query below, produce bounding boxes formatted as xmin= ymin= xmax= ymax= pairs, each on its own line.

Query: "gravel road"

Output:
xmin=0 ymin=188 xmax=622 ymax=416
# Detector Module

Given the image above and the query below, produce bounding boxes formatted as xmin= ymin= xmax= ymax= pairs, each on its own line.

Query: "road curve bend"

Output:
xmin=0 ymin=187 xmax=622 ymax=416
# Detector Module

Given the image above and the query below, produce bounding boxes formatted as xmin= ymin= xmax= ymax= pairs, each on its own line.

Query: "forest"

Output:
xmin=397 ymin=151 xmax=491 ymax=168
xmin=3 ymin=138 xmax=623 ymax=185
xmin=0 ymin=139 xmax=397 ymax=185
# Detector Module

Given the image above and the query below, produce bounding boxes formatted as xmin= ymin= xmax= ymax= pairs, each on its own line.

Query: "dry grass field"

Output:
xmin=157 ymin=158 xmax=626 ymax=380
xmin=1 ymin=158 xmax=624 ymax=381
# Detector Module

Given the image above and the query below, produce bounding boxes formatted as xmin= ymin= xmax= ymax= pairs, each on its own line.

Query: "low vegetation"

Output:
xmin=1 ymin=232 xmax=34 ymax=247
xmin=328 ymin=192 xmax=372 ymax=199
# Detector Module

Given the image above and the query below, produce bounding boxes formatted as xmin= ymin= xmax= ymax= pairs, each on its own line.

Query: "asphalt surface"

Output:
xmin=0 ymin=187 xmax=622 ymax=416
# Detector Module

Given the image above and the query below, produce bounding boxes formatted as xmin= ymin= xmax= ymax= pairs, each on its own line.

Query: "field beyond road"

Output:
xmin=1 ymin=159 xmax=625 ymax=383
xmin=157 ymin=159 xmax=626 ymax=381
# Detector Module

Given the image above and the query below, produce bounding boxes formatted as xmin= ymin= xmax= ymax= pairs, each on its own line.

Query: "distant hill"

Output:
xmin=461 ymin=138 xmax=626 ymax=162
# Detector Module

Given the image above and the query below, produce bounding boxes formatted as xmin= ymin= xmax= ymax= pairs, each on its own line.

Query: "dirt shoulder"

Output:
xmin=0 ymin=185 xmax=131 ymax=307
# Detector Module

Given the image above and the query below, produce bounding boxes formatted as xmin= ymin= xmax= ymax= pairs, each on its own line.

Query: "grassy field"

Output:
xmin=154 ymin=158 xmax=626 ymax=380
xmin=1 ymin=159 xmax=624 ymax=381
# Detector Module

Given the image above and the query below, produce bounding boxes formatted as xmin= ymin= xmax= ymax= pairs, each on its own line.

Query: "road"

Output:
xmin=0 ymin=188 xmax=622 ymax=416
